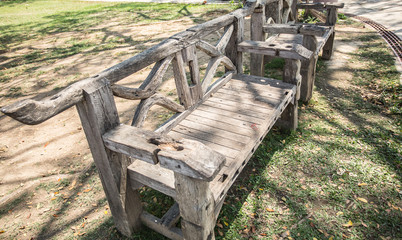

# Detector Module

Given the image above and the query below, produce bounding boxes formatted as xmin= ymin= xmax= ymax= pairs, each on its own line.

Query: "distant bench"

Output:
xmin=1 ymin=1 xmax=342 ymax=239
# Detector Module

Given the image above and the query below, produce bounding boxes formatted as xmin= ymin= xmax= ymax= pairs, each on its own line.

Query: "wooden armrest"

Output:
xmin=103 ymin=124 xmax=225 ymax=181
xmin=297 ymin=2 xmax=344 ymax=9
xmin=238 ymin=40 xmax=313 ymax=60
xmin=263 ymin=23 xmax=332 ymax=37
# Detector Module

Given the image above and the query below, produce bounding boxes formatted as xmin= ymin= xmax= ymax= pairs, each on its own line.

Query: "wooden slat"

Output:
xmin=128 ymin=160 xmax=176 ymax=199
xmin=186 ymin=112 xmax=257 ymax=136
xmin=161 ymin=202 xmax=181 ymax=229
xmin=206 ymin=96 xmax=274 ymax=114
xmin=173 ymin=125 xmax=246 ymax=150
xmin=190 ymin=109 xmax=261 ymax=131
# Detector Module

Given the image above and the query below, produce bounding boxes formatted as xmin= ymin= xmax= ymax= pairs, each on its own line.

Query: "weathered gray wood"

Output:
xmin=196 ymin=40 xmax=221 ymax=57
xmin=155 ymin=72 xmax=233 ymax=135
xmin=131 ymin=94 xmax=185 ymax=128
xmin=279 ymin=58 xmax=301 ymax=130
xmin=128 ymin=160 xmax=176 ymax=198
xmin=184 ymin=46 xmax=203 ymax=102
xmin=103 ymin=124 xmax=172 ymax=164
xmin=140 ymin=211 xmax=183 ymax=240
xmin=325 ymin=7 xmax=338 ymax=26
xmin=216 ymin=24 xmax=234 ymax=53
xmin=225 ymin=14 xmax=244 ymax=73
xmin=175 ymin=173 xmax=216 ymax=240
xmin=250 ymin=4 xmax=265 ymax=77
xmin=111 ymin=56 xmax=173 ymax=100
xmin=172 ymin=51 xmax=193 ymax=109
xmin=263 ymin=24 xmax=328 ymax=37
xmin=161 ymin=202 xmax=181 ymax=229
xmin=265 ymin=0 xmax=282 ymax=24
xmin=76 ymin=79 xmax=142 ymax=237
xmin=238 ymin=40 xmax=313 ymax=60
xmin=158 ymin=138 xmax=226 ymax=181
xmin=300 ymin=34 xmax=318 ymax=102
xmin=296 ymin=2 xmax=344 ymax=10
xmin=322 ymin=32 xmax=335 ymax=60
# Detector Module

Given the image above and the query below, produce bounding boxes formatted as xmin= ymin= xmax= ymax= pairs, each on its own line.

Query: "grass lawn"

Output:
xmin=0 ymin=1 xmax=401 ymax=239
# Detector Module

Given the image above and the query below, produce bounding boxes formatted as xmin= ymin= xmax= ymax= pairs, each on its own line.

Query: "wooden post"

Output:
xmin=290 ymin=0 xmax=298 ymax=22
xmin=280 ymin=59 xmax=301 ymax=130
xmin=322 ymin=7 xmax=337 ymax=60
xmin=76 ymin=79 xmax=142 ymax=236
xmin=226 ymin=13 xmax=244 ymax=74
xmin=300 ymin=34 xmax=318 ymax=102
xmin=172 ymin=51 xmax=193 ymax=108
xmin=250 ymin=4 xmax=265 ymax=77
xmin=322 ymin=31 xmax=335 ymax=60
xmin=174 ymin=173 xmax=216 ymax=240
xmin=265 ymin=0 xmax=282 ymax=24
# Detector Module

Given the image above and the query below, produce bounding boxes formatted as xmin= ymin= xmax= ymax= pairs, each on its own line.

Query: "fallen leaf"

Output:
xmin=26 ymin=213 xmax=31 ymax=219
xmin=153 ymin=197 xmax=157 ymax=203
xmin=218 ymin=230 xmax=223 ymax=236
xmin=53 ymin=214 xmax=58 ymax=218
xmin=281 ymin=197 xmax=286 ymax=202
xmin=357 ymin=197 xmax=368 ymax=203
xmin=44 ymin=142 xmax=50 ymax=148
xmin=336 ymin=211 xmax=343 ymax=216
xmin=313 ymin=238 xmax=318 ymax=240
xmin=260 ymin=233 xmax=267 ymax=236
xmin=358 ymin=183 xmax=368 ymax=187
xmin=301 ymin=185 xmax=307 ymax=190
xmin=51 ymin=197 xmax=57 ymax=201
xmin=339 ymin=178 xmax=345 ymax=182
xmin=69 ymin=179 xmax=77 ymax=190
xmin=266 ymin=208 xmax=275 ymax=212
xmin=0 ymin=230 xmax=5 ymax=234
xmin=243 ymin=228 xmax=249 ymax=234
xmin=342 ymin=220 xmax=353 ymax=227
xmin=79 ymin=232 xmax=86 ymax=236
xmin=361 ymin=221 xmax=368 ymax=228
xmin=310 ymin=222 xmax=315 ymax=227
xmin=83 ymin=188 xmax=91 ymax=193
xmin=19 ymin=226 xmax=25 ymax=230
xmin=329 ymin=237 xmax=334 ymax=240
xmin=81 ymin=222 xmax=85 ymax=228
xmin=104 ymin=211 xmax=108 ymax=215
xmin=217 ymin=223 xmax=223 ymax=228
xmin=251 ymin=226 xmax=256 ymax=233
xmin=224 ymin=221 xmax=229 ymax=226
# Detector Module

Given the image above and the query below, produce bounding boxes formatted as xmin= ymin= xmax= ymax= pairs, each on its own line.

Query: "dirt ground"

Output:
xmin=0 ymin=15 xmax=382 ymax=239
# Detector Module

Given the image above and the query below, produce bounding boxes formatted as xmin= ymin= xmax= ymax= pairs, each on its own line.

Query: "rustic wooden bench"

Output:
xmin=250 ymin=0 xmax=344 ymax=102
xmin=0 ymin=1 xmax=342 ymax=239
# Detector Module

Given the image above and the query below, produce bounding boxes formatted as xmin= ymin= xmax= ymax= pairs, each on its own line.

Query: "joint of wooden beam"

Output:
xmin=103 ymin=124 xmax=226 ymax=181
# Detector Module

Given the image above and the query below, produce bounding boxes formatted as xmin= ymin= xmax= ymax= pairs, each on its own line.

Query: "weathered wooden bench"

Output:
xmin=249 ymin=0 xmax=344 ymax=102
xmin=1 ymin=1 xmax=342 ymax=239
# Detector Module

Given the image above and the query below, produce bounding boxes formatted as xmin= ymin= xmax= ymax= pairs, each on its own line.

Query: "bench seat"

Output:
xmin=126 ymin=73 xmax=296 ymax=217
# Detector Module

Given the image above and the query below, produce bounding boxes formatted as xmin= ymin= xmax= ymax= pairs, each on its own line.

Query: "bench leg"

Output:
xmin=76 ymin=80 xmax=142 ymax=236
xmin=322 ymin=32 xmax=335 ymax=60
xmin=250 ymin=5 xmax=265 ymax=77
xmin=279 ymin=59 xmax=301 ymax=131
xmin=174 ymin=173 xmax=216 ymax=240
xmin=300 ymin=55 xmax=318 ymax=102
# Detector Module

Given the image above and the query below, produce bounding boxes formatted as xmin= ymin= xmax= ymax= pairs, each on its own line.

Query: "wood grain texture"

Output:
xmin=172 ymin=51 xmax=193 ymax=109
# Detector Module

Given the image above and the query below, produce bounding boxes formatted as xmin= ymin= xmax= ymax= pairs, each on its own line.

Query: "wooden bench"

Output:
xmin=0 ymin=1 xmax=342 ymax=239
xmin=249 ymin=0 xmax=344 ymax=102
